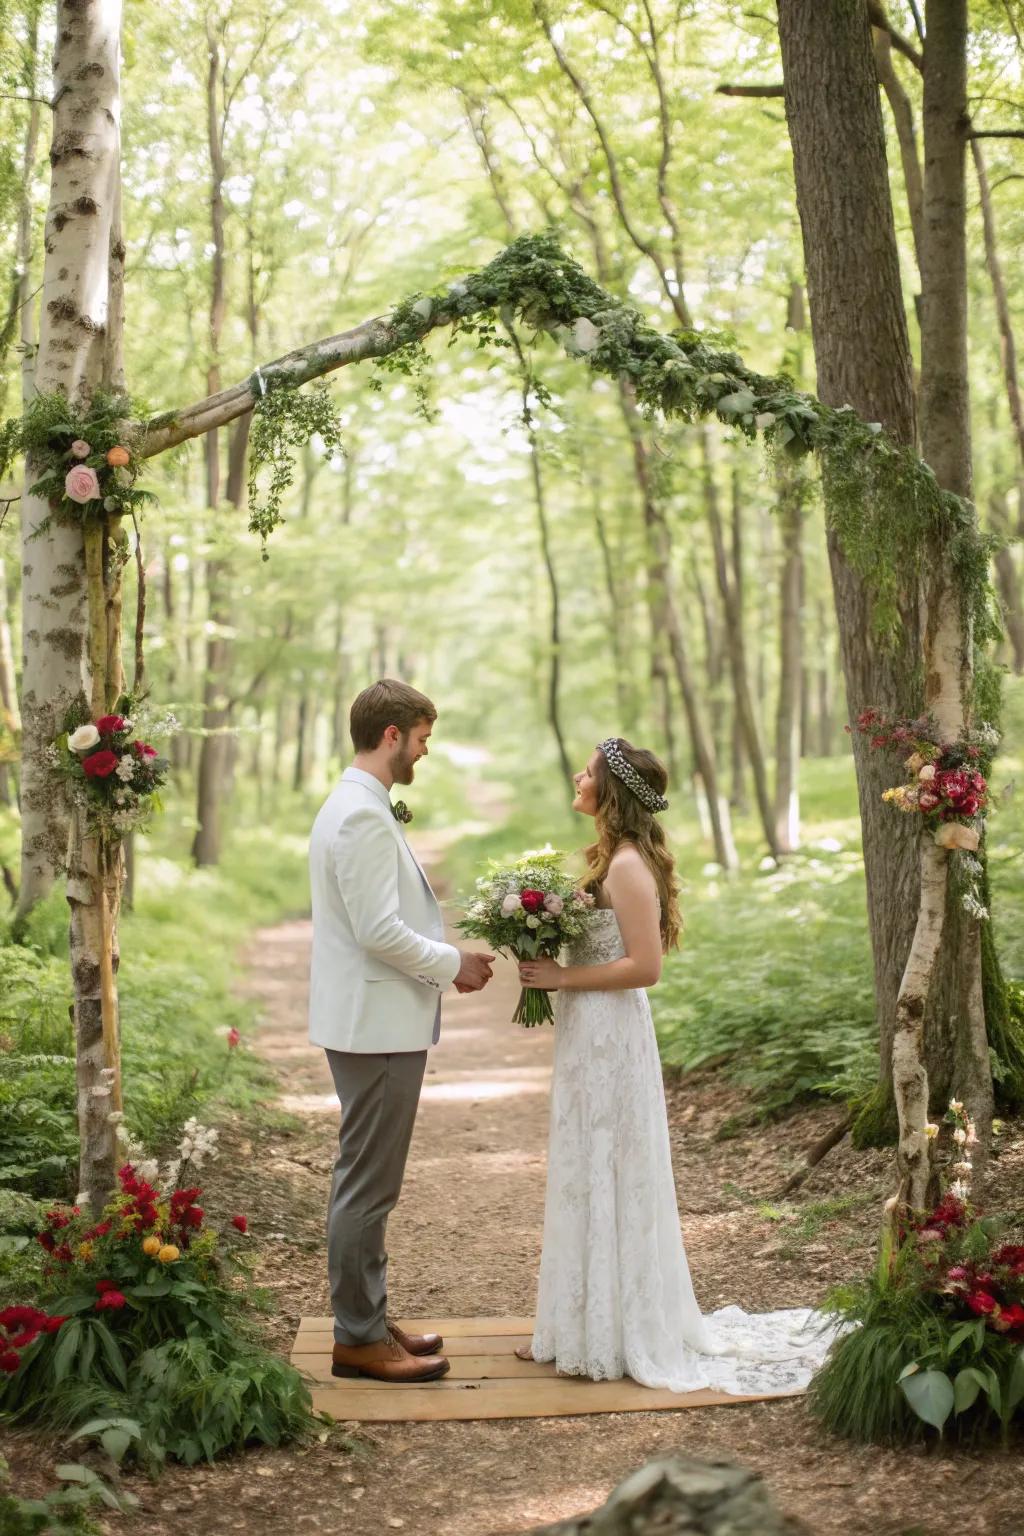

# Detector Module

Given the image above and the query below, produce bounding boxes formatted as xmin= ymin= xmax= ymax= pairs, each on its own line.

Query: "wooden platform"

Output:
xmin=291 ymin=1317 xmax=804 ymax=1421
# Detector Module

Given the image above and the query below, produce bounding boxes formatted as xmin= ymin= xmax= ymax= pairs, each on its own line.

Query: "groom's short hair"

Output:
xmin=350 ymin=679 xmax=437 ymax=752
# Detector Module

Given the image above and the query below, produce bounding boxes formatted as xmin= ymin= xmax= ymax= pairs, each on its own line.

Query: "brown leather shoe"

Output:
xmin=387 ymin=1318 xmax=444 ymax=1356
xmin=331 ymin=1332 xmax=450 ymax=1383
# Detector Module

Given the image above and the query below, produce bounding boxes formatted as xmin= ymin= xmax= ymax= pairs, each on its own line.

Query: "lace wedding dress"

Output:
xmin=529 ymin=908 xmax=837 ymax=1394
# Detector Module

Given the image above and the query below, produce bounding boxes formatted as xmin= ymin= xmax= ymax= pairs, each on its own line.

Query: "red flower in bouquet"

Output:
xmin=996 ymin=1303 xmax=1024 ymax=1333
xmin=0 ymin=1351 xmax=19 ymax=1373
xmin=966 ymin=1289 xmax=997 ymax=1316
xmin=520 ymin=889 xmax=546 ymax=913
xmin=132 ymin=740 xmax=158 ymax=758
xmin=95 ymin=1290 xmax=127 ymax=1311
xmin=95 ymin=714 xmax=127 ymax=735
xmin=82 ymin=749 xmax=119 ymax=779
xmin=179 ymin=1205 xmax=204 ymax=1229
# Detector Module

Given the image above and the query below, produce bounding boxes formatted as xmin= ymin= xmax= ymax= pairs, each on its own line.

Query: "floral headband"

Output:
xmin=598 ymin=738 xmax=669 ymax=814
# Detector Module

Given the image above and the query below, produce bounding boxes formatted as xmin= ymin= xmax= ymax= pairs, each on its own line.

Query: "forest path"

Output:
xmin=100 ymin=807 xmax=1022 ymax=1536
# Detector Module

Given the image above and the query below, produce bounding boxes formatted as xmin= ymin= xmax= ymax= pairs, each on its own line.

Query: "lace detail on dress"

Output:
xmin=529 ymin=909 xmax=840 ymax=1394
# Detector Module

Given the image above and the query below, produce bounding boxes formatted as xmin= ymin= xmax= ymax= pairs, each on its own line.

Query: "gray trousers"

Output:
xmin=325 ymin=1048 xmax=427 ymax=1346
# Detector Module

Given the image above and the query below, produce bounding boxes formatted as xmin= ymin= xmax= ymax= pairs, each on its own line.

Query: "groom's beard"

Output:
xmin=391 ymin=746 xmax=418 ymax=786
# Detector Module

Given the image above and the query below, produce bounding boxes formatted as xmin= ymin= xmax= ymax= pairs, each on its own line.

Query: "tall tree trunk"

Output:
xmin=621 ymin=388 xmax=737 ymax=868
xmin=509 ymin=333 xmax=574 ymax=791
xmin=774 ymin=469 xmax=804 ymax=852
xmin=703 ymin=431 xmax=780 ymax=858
xmin=817 ymin=599 xmax=835 ymax=757
xmin=191 ymin=417 xmax=249 ymax=866
xmin=915 ymin=0 xmax=991 ymax=1177
xmin=0 ymin=9 xmax=41 ymax=417
xmin=14 ymin=0 xmax=129 ymax=1205
xmin=778 ymin=0 xmax=924 ymax=1148
xmin=0 ymin=556 xmax=20 ymax=808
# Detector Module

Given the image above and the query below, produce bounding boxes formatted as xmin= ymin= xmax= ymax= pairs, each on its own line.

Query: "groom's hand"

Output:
xmin=454 ymin=950 xmax=495 ymax=992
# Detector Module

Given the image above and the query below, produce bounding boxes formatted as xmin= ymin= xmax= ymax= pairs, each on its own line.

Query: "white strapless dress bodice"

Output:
xmin=529 ymin=909 xmax=837 ymax=1394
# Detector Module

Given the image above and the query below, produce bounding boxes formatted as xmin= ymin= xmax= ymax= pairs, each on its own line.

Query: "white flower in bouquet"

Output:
xmin=918 ymin=763 xmax=936 ymax=782
xmin=115 ymin=754 xmax=136 ymax=781
xmin=68 ymin=723 xmax=100 ymax=753
xmin=501 ymin=893 xmax=522 ymax=915
xmin=526 ymin=915 xmax=541 ymax=929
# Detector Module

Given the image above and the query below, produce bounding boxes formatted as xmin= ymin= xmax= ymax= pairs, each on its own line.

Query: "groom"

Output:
xmin=308 ymin=679 xmax=494 ymax=1383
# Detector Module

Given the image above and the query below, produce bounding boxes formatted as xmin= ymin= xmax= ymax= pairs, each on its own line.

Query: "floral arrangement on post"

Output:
xmin=458 ymin=850 xmax=595 ymax=1025
xmin=853 ymin=708 xmax=1000 ymax=918
xmin=810 ymin=1098 xmax=1024 ymax=1445
xmin=3 ymin=389 xmax=154 ymax=529
xmin=51 ymin=695 xmax=172 ymax=841
xmin=0 ymin=1119 xmax=317 ymax=1468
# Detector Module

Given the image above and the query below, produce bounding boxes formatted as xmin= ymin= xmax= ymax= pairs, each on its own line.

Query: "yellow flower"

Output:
xmin=157 ymin=1244 xmax=180 ymax=1264
xmin=142 ymin=1236 xmax=162 ymax=1257
xmin=77 ymin=1240 xmax=94 ymax=1260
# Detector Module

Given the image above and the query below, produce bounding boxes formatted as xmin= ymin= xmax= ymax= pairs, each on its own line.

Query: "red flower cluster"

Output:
xmin=119 ymin=1162 xmax=160 ymax=1229
xmin=934 ymin=767 xmax=987 ymax=822
xmin=169 ymin=1184 xmax=204 ymax=1243
xmin=82 ymin=749 xmax=119 ymax=779
xmin=520 ymin=889 xmax=546 ymax=914
xmin=917 ymin=1200 xmax=1024 ymax=1339
xmin=0 ymin=1305 xmax=69 ymax=1372
xmin=231 ymin=1214 xmax=248 ymax=1234
xmin=94 ymin=1280 xmax=127 ymax=1311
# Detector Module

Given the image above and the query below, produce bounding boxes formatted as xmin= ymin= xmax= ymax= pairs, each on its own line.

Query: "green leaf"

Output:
xmin=899 ymin=1368 xmax=954 ymax=1430
xmin=129 ymin=1277 xmax=172 ymax=1298
xmin=1005 ymin=1347 xmax=1024 ymax=1415
xmin=952 ymin=1366 xmax=985 ymax=1414
xmin=897 ymin=1360 xmax=919 ymax=1381
xmin=946 ymin=1320 xmax=983 ymax=1357
xmin=100 ymin=1428 xmax=132 ymax=1463
xmin=716 ymin=389 xmax=755 ymax=415
xmin=91 ymin=1319 xmax=128 ymax=1388
xmin=51 ymin=1319 xmax=81 ymax=1383
xmin=55 ymin=1464 xmax=90 ymax=1484
xmin=77 ymin=1323 xmax=97 ymax=1380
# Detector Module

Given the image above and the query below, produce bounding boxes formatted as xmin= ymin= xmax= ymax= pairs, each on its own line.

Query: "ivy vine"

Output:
xmin=246 ymin=377 xmax=344 ymax=553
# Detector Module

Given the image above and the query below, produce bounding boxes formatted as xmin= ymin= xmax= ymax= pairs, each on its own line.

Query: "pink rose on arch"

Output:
xmin=65 ymin=465 xmax=100 ymax=504
xmin=70 ymin=439 xmax=91 ymax=459
xmin=918 ymin=790 xmax=940 ymax=812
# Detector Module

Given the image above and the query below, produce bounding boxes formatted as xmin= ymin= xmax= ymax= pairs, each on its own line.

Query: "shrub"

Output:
xmin=0 ymin=1146 xmax=319 ymax=1469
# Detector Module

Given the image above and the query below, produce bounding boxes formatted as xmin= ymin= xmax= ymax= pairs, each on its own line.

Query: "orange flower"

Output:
xmin=142 ymin=1236 xmax=162 ymax=1257
xmin=106 ymin=445 xmax=131 ymax=468
xmin=157 ymin=1244 xmax=180 ymax=1264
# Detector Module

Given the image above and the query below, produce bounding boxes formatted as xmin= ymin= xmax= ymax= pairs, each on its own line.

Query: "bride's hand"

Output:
xmin=519 ymin=957 xmax=564 ymax=989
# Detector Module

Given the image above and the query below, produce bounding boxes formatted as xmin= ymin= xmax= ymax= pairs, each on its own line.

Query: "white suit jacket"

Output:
xmin=307 ymin=767 xmax=461 ymax=1053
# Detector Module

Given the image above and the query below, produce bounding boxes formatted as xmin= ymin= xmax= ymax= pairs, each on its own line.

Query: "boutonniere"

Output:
xmin=391 ymin=800 xmax=413 ymax=825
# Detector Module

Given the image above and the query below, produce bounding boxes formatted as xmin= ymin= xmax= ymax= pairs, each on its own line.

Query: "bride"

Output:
xmin=516 ymin=737 xmax=835 ymax=1394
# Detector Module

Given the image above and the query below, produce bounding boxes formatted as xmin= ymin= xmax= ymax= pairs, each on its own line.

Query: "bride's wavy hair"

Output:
xmin=583 ymin=739 xmax=681 ymax=951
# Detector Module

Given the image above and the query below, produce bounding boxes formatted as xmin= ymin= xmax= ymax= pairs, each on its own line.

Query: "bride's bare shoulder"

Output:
xmin=606 ymin=842 xmax=655 ymax=887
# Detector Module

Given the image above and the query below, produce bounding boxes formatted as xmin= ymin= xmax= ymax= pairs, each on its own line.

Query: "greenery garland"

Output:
xmin=375 ymin=232 xmax=998 ymax=647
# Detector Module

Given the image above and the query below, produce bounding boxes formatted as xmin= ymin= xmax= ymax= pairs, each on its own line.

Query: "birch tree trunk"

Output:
xmin=10 ymin=0 xmax=127 ymax=1207
xmin=14 ymin=1 xmax=125 ymax=926
xmin=916 ymin=0 xmax=992 ymax=1177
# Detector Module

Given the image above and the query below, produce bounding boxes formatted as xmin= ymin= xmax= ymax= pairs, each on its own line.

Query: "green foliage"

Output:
xmin=2 ymin=390 xmax=153 ymax=529
xmin=810 ymin=1206 xmax=1024 ymax=1445
xmin=247 ymin=379 xmax=344 ymax=550
xmin=0 ymin=815 xmax=309 ymax=1200
xmin=0 ymin=1452 xmax=122 ymax=1535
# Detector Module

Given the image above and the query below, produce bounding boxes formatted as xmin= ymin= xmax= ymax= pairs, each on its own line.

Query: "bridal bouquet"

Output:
xmin=458 ymin=850 xmax=595 ymax=1026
